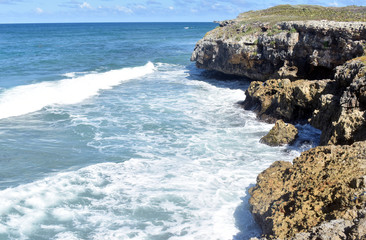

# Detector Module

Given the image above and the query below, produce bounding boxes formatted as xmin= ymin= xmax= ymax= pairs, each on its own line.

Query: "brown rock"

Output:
xmin=243 ymin=78 xmax=335 ymax=123
xmin=260 ymin=120 xmax=298 ymax=146
xmin=249 ymin=141 xmax=366 ymax=239
xmin=318 ymin=60 xmax=366 ymax=145
xmin=243 ymin=59 xmax=366 ymax=146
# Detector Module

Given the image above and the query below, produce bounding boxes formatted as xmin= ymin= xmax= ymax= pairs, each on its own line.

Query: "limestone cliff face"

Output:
xmin=319 ymin=60 xmax=366 ymax=145
xmin=191 ymin=21 xmax=366 ymax=81
xmin=249 ymin=141 xmax=366 ymax=239
xmin=243 ymin=59 xmax=366 ymax=145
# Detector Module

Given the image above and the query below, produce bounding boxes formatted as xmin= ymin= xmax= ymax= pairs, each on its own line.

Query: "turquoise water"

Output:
xmin=0 ymin=23 xmax=319 ymax=240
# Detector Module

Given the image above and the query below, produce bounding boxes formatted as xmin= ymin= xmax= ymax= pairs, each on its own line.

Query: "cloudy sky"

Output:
xmin=0 ymin=0 xmax=364 ymax=23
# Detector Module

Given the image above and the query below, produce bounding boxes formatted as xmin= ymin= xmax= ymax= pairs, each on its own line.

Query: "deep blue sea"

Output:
xmin=0 ymin=23 xmax=320 ymax=240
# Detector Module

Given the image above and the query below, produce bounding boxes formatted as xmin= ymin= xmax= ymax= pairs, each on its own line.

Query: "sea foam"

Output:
xmin=0 ymin=62 xmax=155 ymax=119
xmin=0 ymin=63 xmax=319 ymax=240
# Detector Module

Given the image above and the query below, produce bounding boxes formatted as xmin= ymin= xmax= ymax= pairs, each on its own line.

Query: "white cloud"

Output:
xmin=35 ymin=7 xmax=43 ymax=13
xmin=135 ymin=4 xmax=146 ymax=9
xmin=115 ymin=5 xmax=133 ymax=13
xmin=328 ymin=1 xmax=339 ymax=6
xmin=169 ymin=6 xmax=174 ymax=10
xmin=79 ymin=2 xmax=92 ymax=9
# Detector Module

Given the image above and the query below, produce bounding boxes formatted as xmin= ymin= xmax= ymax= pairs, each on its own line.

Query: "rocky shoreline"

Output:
xmin=191 ymin=5 xmax=366 ymax=239
xmin=249 ymin=141 xmax=366 ymax=239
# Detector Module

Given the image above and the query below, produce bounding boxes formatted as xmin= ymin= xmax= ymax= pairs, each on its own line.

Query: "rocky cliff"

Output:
xmin=191 ymin=4 xmax=366 ymax=240
xmin=242 ymin=58 xmax=366 ymax=145
xmin=191 ymin=5 xmax=366 ymax=81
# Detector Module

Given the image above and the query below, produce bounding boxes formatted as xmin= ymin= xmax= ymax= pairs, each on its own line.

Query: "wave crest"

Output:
xmin=0 ymin=62 xmax=155 ymax=119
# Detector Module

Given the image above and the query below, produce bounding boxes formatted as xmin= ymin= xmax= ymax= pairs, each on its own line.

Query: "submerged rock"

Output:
xmin=260 ymin=120 xmax=298 ymax=146
xmin=249 ymin=141 xmax=366 ymax=239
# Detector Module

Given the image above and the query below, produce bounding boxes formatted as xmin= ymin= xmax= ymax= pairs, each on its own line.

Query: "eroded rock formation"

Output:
xmin=249 ymin=141 xmax=366 ymax=239
xmin=242 ymin=78 xmax=336 ymax=123
xmin=243 ymin=59 xmax=366 ymax=145
xmin=191 ymin=21 xmax=366 ymax=81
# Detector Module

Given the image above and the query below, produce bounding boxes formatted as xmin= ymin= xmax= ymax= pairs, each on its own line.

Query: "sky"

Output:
xmin=0 ymin=0 xmax=364 ymax=23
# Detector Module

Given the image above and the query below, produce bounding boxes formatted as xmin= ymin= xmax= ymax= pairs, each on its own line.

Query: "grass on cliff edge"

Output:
xmin=237 ymin=5 xmax=366 ymax=24
xmin=207 ymin=5 xmax=366 ymax=40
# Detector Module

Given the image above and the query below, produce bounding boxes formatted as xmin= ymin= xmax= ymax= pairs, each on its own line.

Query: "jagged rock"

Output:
xmin=317 ymin=60 xmax=366 ymax=145
xmin=243 ymin=59 xmax=366 ymax=145
xmin=260 ymin=120 xmax=298 ymax=146
xmin=192 ymin=6 xmax=366 ymax=146
xmin=191 ymin=20 xmax=366 ymax=81
xmin=250 ymin=208 xmax=366 ymax=240
xmin=291 ymin=209 xmax=366 ymax=240
xmin=243 ymin=78 xmax=335 ymax=122
xmin=249 ymin=141 xmax=366 ymax=239
xmin=218 ymin=20 xmax=235 ymax=27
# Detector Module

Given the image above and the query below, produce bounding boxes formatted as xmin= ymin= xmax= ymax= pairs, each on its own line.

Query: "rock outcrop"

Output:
xmin=191 ymin=20 xmax=366 ymax=81
xmin=243 ymin=59 xmax=366 ymax=145
xmin=242 ymin=78 xmax=336 ymax=123
xmin=291 ymin=210 xmax=366 ymax=240
xmin=249 ymin=141 xmax=366 ymax=239
xmin=251 ymin=211 xmax=366 ymax=240
xmin=191 ymin=6 xmax=366 ymax=145
xmin=318 ymin=59 xmax=366 ymax=145
xmin=260 ymin=120 xmax=298 ymax=146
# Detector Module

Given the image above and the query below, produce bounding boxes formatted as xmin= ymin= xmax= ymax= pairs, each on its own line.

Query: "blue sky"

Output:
xmin=0 ymin=0 xmax=364 ymax=23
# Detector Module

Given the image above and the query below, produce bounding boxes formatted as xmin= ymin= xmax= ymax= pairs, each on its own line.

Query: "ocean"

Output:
xmin=0 ymin=22 xmax=320 ymax=240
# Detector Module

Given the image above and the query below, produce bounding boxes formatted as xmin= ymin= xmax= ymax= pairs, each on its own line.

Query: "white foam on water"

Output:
xmin=62 ymin=72 xmax=77 ymax=78
xmin=0 ymin=62 xmax=155 ymax=119
xmin=0 ymin=157 xmax=263 ymax=239
xmin=61 ymin=71 xmax=94 ymax=78
xmin=53 ymin=232 xmax=79 ymax=240
xmin=0 ymin=63 xmax=316 ymax=239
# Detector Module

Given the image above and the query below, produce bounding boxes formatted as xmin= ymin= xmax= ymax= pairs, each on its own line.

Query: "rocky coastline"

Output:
xmin=191 ymin=5 xmax=366 ymax=239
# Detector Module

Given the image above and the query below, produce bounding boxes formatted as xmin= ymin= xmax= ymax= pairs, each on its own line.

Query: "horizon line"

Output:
xmin=0 ymin=21 xmax=215 ymax=25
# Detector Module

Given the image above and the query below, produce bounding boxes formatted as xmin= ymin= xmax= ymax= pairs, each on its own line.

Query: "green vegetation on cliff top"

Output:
xmin=237 ymin=5 xmax=366 ymax=23
xmin=207 ymin=5 xmax=366 ymax=40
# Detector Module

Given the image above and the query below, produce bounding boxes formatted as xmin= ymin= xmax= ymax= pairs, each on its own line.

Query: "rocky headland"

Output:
xmin=191 ymin=5 xmax=366 ymax=239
